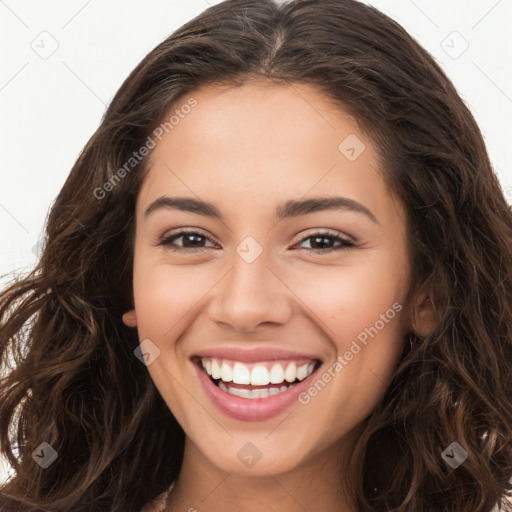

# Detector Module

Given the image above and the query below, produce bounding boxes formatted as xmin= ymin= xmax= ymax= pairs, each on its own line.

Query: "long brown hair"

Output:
xmin=1 ymin=1 xmax=512 ymax=510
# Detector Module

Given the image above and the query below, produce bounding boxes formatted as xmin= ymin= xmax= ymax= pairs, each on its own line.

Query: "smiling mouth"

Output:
xmin=194 ymin=356 xmax=322 ymax=399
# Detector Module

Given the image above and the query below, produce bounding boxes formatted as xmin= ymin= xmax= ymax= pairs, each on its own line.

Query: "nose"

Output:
xmin=207 ymin=249 xmax=293 ymax=333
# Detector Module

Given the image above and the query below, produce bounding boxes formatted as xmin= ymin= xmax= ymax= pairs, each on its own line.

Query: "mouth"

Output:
xmin=191 ymin=352 xmax=322 ymax=422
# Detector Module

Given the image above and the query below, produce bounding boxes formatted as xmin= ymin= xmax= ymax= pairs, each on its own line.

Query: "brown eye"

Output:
xmin=158 ymin=230 xmax=217 ymax=252
xmin=294 ymin=231 xmax=355 ymax=253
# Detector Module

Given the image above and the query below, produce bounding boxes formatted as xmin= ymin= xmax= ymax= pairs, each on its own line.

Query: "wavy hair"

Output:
xmin=1 ymin=0 xmax=512 ymax=510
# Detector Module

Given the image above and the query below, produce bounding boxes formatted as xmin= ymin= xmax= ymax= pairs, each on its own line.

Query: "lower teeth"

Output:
xmin=216 ymin=380 xmax=297 ymax=399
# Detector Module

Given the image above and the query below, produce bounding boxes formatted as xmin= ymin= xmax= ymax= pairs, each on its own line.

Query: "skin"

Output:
xmin=123 ymin=81 xmax=436 ymax=512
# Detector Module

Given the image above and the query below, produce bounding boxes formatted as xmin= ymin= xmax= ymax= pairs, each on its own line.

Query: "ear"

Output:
xmin=122 ymin=309 xmax=137 ymax=328
xmin=411 ymin=290 xmax=440 ymax=338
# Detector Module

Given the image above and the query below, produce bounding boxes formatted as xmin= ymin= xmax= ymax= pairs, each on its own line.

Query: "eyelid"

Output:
xmin=156 ymin=227 xmax=220 ymax=247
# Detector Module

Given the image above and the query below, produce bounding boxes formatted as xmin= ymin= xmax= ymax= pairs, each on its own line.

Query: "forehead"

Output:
xmin=137 ymin=81 xmax=402 ymax=226
xmin=150 ymin=81 xmax=365 ymax=165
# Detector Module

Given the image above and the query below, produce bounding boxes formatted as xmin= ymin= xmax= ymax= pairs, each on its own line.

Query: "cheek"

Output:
xmin=293 ymin=254 xmax=408 ymax=343
xmin=132 ymin=258 xmax=215 ymax=336
xmin=291 ymin=254 xmax=408 ymax=407
xmin=131 ymin=259 xmax=212 ymax=415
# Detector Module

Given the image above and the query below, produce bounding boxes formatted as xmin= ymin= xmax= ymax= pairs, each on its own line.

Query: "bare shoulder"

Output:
xmin=140 ymin=491 xmax=168 ymax=512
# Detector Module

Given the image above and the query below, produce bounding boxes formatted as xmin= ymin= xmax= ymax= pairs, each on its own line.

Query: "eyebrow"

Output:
xmin=144 ymin=195 xmax=378 ymax=223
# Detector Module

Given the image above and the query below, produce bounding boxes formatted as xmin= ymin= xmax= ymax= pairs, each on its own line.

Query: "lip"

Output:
xmin=193 ymin=358 xmax=321 ymax=422
xmin=193 ymin=346 xmax=322 ymax=363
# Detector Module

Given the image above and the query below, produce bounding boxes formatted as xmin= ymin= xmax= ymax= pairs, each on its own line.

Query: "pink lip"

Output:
xmin=193 ymin=346 xmax=322 ymax=363
xmin=193 ymin=359 xmax=320 ymax=422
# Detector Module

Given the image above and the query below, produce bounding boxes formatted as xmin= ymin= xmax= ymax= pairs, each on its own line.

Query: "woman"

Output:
xmin=1 ymin=0 xmax=511 ymax=511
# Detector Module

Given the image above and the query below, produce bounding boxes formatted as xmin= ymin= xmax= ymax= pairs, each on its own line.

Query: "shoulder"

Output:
xmin=140 ymin=490 xmax=169 ymax=512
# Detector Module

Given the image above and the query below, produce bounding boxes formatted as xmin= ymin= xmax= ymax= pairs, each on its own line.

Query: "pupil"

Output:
xmin=185 ymin=234 xmax=202 ymax=247
xmin=312 ymin=236 xmax=331 ymax=249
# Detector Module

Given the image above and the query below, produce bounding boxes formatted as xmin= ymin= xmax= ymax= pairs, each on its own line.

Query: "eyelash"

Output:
xmin=156 ymin=228 xmax=355 ymax=254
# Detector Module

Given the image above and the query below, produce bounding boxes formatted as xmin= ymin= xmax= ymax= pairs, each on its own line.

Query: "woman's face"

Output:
xmin=123 ymin=81 xmax=413 ymax=476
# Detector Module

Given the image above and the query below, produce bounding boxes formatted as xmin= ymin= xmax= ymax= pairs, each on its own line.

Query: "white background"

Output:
xmin=1 ymin=0 xmax=511 ymax=501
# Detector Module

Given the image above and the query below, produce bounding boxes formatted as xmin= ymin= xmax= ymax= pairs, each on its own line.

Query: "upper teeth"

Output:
xmin=200 ymin=357 xmax=316 ymax=385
